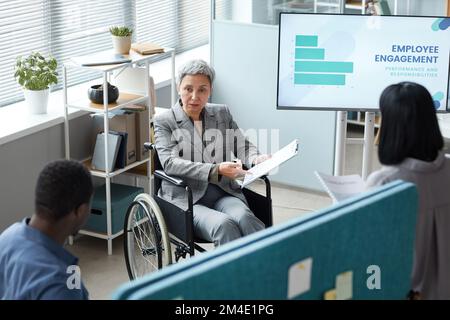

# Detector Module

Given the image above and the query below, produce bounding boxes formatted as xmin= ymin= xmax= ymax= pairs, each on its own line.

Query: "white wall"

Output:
xmin=211 ymin=21 xmax=336 ymax=190
xmin=232 ymin=0 xmax=253 ymax=23
xmin=0 ymin=86 xmax=171 ymax=232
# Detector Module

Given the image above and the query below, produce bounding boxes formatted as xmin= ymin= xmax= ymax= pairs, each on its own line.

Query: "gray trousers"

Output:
xmin=193 ymin=184 xmax=265 ymax=247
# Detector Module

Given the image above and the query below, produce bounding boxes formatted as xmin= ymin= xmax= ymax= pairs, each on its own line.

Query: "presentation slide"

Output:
xmin=277 ymin=13 xmax=450 ymax=111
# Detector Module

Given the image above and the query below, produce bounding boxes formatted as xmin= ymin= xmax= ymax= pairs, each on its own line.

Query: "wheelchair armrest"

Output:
xmin=244 ymin=175 xmax=271 ymax=199
xmin=260 ymin=175 xmax=271 ymax=199
xmin=143 ymin=142 xmax=154 ymax=151
xmin=244 ymin=175 xmax=272 ymax=199
xmin=154 ymin=170 xmax=187 ymax=187
xmin=154 ymin=170 xmax=194 ymax=213
xmin=242 ymin=164 xmax=271 ymax=198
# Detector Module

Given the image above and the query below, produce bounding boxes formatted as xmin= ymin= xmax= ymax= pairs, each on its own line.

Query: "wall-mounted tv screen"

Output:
xmin=277 ymin=13 xmax=450 ymax=111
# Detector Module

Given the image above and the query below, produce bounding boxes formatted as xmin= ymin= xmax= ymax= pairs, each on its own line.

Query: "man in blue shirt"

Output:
xmin=0 ymin=160 xmax=93 ymax=299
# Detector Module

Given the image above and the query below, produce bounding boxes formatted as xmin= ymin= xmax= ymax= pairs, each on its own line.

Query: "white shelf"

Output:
xmin=313 ymin=0 xmax=341 ymax=13
xmin=63 ymin=47 xmax=176 ymax=255
xmin=84 ymin=157 xmax=151 ymax=178
xmin=347 ymin=119 xmax=364 ymax=126
xmin=316 ymin=2 xmax=340 ymax=8
xmin=343 ymin=0 xmax=366 ymax=13
xmin=348 ymin=112 xmax=381 ymax=128
xmin=348 ymin=119 xmax=380 ymax=128
xmin=67 ymin=92 xmax=147 ymax=113
xmin=78 ymin=228 xmax=124 ymax=240
xmin=346 ymin=4 xmax=363 ymax=10
xmin=64 ymin=47 xmax=175 ymax=72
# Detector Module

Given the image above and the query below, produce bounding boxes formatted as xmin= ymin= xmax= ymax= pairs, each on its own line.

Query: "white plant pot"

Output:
xmin=112 ymin=35 xmax=132 ymax=54
xmin=23 ymin=88 xmax=49 ymax=114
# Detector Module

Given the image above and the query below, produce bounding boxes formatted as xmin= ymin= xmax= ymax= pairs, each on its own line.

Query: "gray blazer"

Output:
xmin=154 ymin=102 xmax=259 ymax=210
xmin=366 ymin=152 xmax=450 ymax=299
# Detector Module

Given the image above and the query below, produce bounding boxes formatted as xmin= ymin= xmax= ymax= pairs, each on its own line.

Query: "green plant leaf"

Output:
xmin=14 ymin=51 xmax=58 ymax=89
xmin=109 ymin=25 xmax=133 ymax=37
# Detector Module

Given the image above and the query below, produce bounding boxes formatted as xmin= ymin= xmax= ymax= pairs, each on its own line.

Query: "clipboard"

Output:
xmin=240 ymin=139 xmax=300 ymax=188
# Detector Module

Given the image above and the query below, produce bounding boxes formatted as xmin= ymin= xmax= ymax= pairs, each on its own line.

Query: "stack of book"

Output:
xmin=131 ymin=42 xmax=164 ymax=55
xmin=92 ymin=132 xmax=122 ymax=171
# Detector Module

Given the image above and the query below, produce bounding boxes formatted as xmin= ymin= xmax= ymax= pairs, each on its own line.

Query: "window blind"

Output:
xmin=0 ymin=0 xmax=211 ymax=108
xmin=135 ymin=0 xmax=210 ymax=53
xmin=50 ymin=0 xmax=134 ymax=90
xmin=215 ymin=0 xmax=233 ymax=20
xmin=177 ymin=0 xmax=210 ymax=52
xmin=0 ymin=0 xmax=48 ymax=107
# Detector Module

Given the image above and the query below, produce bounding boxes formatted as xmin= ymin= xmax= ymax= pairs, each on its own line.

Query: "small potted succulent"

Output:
xmin=14 ymin=52 xmax=58 ymax=114
xmin=109 ymin=26 xmax=133 ymax=54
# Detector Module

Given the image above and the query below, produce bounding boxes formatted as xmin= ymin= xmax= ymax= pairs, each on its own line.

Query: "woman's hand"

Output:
xmin=218 ymin=161 xmax=248 ymax=179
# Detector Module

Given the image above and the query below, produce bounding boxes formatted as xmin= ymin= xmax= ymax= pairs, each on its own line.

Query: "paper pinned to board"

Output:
xmin=336 ymin=271 xmax=353 ymax=300
xmin=314 ymin=171 xmax=364 ymax=203
xmin=241 ymin=139 xmax=299 ymax=188
xmin=287 ymin=257 xmax=313 ymax=299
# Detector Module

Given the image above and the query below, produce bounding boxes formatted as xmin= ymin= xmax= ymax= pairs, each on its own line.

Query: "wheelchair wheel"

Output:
xmin=124 ymin=193 xmax=172 ymax=280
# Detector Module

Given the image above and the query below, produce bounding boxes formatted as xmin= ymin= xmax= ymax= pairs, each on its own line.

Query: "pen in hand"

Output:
xmin=232 ymin=158 xmax=252 ymax=178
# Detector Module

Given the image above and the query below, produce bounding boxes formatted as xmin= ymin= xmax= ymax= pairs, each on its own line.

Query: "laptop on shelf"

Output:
xmin=71 ymin=51 xmax=132 ymax=66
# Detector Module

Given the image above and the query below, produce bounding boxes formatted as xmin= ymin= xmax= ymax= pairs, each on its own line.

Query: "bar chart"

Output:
xmin=294 ymin=35 xmax=354 ymax=86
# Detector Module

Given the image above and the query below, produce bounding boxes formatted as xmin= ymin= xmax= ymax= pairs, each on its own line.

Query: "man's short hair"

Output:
xmin=35 ymin=160 xmax=93 ymax=220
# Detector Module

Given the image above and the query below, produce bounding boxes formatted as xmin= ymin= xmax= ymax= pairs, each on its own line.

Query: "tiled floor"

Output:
xmin=66 ymin=126 xmax=379 ymax=300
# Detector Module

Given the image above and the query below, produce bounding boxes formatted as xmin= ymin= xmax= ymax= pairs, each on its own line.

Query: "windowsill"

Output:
xmin=0 ymin=45 xmax=209 ymax=146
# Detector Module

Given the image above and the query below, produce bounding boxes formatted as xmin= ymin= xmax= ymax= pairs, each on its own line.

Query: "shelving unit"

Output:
xmin=344 ymin=0 xmax=366 ymax=13
xmin=312 ymin=0 xmax=365 ymax=14
xmin=343 ymin=0 xmax=401 ymax=15
xmin=271 ymin=0 xmax=342 ymax=21
xmin=314 ymin=0 xmax=342 ymax=13
xmin=347 ymin=111 xmax=381 ymax=128
xmin=63 ymin=47 xmax=175 ymax=255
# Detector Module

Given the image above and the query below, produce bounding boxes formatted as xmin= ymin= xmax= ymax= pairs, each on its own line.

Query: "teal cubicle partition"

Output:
xmin=113 ymin=181 xmax=417 ymax=300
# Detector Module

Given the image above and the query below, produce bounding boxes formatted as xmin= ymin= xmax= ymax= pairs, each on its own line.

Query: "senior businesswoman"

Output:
xmin=154 ymin=59 xmax=270 ymax=246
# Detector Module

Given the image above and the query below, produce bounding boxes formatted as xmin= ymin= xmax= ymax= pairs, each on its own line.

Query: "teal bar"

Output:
xmin=295 ymin=35 xmax=318 ymax=47
xmin=294 ymin=73 xmax=346 ymax=85
xmin=295 ymin=48 xmax=325 ymax=60
xmin=295 ymin=61 xmax=354 ymax=73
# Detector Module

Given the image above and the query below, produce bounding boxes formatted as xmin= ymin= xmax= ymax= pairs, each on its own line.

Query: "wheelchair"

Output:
xmin=123 ymin=143 xmax=273 ymax=280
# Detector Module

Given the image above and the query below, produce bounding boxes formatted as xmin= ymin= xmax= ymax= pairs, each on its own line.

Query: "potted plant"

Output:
xmin=109 ymin=26 xmax=133 ymax=54
xmin=14 ymin=52 xmax=58 ymax=114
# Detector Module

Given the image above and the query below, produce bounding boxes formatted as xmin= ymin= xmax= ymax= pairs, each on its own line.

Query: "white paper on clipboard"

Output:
xmin=241 ymin=139 xmax=299 ymax=188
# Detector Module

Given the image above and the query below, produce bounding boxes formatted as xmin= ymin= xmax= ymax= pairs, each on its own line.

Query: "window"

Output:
xmin=0 ymin=0 xmax=210 ymax=108
xmin=0 ymin=1 xmax=48 ymax=107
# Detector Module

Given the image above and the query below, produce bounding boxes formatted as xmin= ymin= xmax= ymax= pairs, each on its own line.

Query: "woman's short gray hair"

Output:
xmin=177 ymin=59 xmax=215 ymax=86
